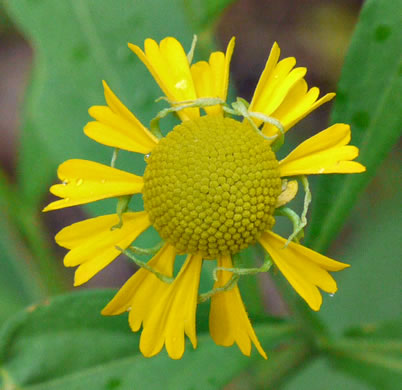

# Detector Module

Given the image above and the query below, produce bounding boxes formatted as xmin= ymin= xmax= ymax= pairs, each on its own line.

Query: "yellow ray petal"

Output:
xmin=209 ymin=255 xmax=267 ymax=359
xmin=190 ymin=61 xmax=212 ymax=99
xmin=255 ymin=67 xmax=307 ymax=122
xmin=248 ymin=42 xmax=334 ymax=135
xmin=43 ymin=159 xmax=143 ymax=211
xmin=259 ymin=231 xmax=349 ymax=311
xmin=250 ymin=57 xmax=297 ymax=121
xmin=125 ymin=245 xmax=176 ymax=332
xmin=191 ymin=37 xmax=235 ymax=115
xmin=102 ymin=80 xmax=142 ymax=124
xmin=55 ymin=212 xmax=150 ymax=286
xmin=102 ymin=244 xmax=176 ymax=331
xmin=261 ymin=79 xmax=311 ymax=137
xmin=84 ymin=82 xmax=158 ymax=154
xmin=281 ymin=92 xmax=335 ymax=131
xmin=249 ymin=42 xmax=281 ymax=114
xmin=129 ymin=37 xmax=199 ymax=121
xmin=279 ymin=124 xmax=366 ymax=177
xmin=139 ymin=254 xmax=202 ymax=359
xmin=276 ymin=180 xmax=298 ymax=208
xmin=55 ymin=214 xmax=117 ymax=249
xmin=218 ymin=37 xmax=235 ymax=102
xmin=262 ymin=88 xmax=336 ymax=138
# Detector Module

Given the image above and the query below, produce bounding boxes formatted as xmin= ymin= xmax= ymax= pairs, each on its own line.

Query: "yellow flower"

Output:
xmin=45 ymin=37 xmax=365 ymax=360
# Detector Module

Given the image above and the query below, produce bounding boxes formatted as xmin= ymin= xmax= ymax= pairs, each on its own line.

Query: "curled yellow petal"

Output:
xmin=262 ymin=90 xmax=336 ymax=137
xmin=259 ymin=231 xmax=349 ymax=311
xmin=43 ymin=159 xmax=143 ymax=211
xmin=56 ymin=212 xmax=150 ymax=286
xmin=139 ymin=254 xmax=202 ymax=359
xmin=249 ymin=42 xmax=334 ymax=135
xmin=276 ymin=180 xmax=298 ymax=208
xmin=253 ymin=66 xmax=307 ymax=122
xmin=279 ymin=124 xmax=366 ymax=177
xmin=249 ymin=42 xmax=281 ymax=113
xmin=102 ymin=244 xmax=176 ymax=332
xmin=84 ymin=81 xmax=158 ymax=154
xmin=191 ymin=37 xmax=235 ymax=115
xmin=129 ymin=37 xmax=199 ymax=121
xmin=209 ymin=255 xmax=267 ymax=359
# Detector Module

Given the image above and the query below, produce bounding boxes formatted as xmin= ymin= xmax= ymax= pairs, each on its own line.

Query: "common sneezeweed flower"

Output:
xmin=44 ymin=36 xmax=366 ymax=360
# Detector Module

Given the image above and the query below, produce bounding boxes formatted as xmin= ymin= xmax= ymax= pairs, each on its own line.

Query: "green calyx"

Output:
xmin=143 ymin=115 xmax=281 ymax=259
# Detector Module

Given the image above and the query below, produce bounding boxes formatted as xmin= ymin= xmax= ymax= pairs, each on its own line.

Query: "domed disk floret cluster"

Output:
xmin=143 ymin=115 xmax=282 ymax=259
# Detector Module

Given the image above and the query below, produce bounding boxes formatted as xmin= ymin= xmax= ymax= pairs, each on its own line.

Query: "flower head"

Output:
xmin=45 ymin=36 xmax=365 ymax=360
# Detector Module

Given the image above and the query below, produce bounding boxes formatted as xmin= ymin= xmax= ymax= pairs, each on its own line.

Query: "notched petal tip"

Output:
xmin=271 ymin=41 xmax=280 ymax=53
xmin=73 ymin=265 xmax=91 ymax=286
xmin=42 ymin=202 xmax=57 ymax=213
xmin=73 ymin=276 xmax=84 ymax=287
xmin=160 ymin=36 xmax=181 ymax=47
xmin=335 ymin=262 xmax=351 ymax=271
xmin=226 ymin=37 xmax=236 ymax=56
xmin=279 ymin=122 xmax=366 ymax=177
xmin=259 ymin=231 xmax=349 ymax=311
xmin=210 ymin=256 xmax=268 ymax=359
xmin=350 ymin=162 xmax=367 ymax=173
xmin=101 ymin=80 xmax=115 ymax=101
xmin=127 ymin=42 xmax=140 ymax=53
xmin=310 ymin=300 xmax=322 ymax=312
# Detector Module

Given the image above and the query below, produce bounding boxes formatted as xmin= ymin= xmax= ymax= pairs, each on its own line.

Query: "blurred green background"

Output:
xmin=0 ymin=0 xmax=400 ymax=389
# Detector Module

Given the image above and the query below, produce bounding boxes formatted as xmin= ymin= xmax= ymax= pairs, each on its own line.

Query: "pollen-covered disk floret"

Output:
xmin=143 ymin=115 xmax=282 ymax=259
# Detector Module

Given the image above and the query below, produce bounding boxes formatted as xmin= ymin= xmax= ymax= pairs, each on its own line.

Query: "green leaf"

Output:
xmin=4 ymin=0 xmax=233 ymax=212
xmin=328 ymin=320 xmax=402 ymax=389
xmin=306 ymin=0 xmax=402 ymax=251
xmin=16 ymin=106 xmax=57 ymax=209
xmin=0 ymin=167 xmax=68 ymax=297
xmin=284 ymin=357 xmax=371 ymax=390
xmin=0 ymin=290 xmax=295 ymax=390
xmin=0 ymin=209 xmax=42 ymax=311
xmin=0 ymin=172 xmax=46 ymax=322
xmin=317 ymin=167 xmax=401 ymax=333
xmin=183 ymin=0 xmax=235 ymax=30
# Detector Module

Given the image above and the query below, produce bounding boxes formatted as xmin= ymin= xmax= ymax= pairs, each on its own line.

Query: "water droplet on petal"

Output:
xmin=62 ymin=180 xmax=69 ymax=186
xmin=76 ymin=178 xmax=83 ymax=186
xmin=329 ymin=293 xmax=335 ymax=298
xmin=144 ymin=153 xmax=151 ymax=162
